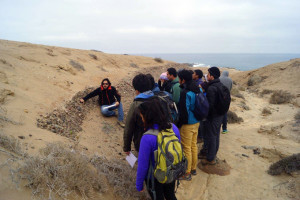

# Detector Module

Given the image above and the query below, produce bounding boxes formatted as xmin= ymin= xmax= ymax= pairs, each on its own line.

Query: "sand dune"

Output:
xmin=0 ymin=40 xmax=299 ymax=200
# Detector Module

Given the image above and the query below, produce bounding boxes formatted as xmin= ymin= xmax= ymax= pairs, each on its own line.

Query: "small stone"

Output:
xmin=29 ymin=134 xmax=32 ymax=137
xmin=18 ymin=136 xmax=25 ymax=139
xmin=83 ymin=147 xmax=88 ymax=150
xmin=31 ymin=146 xmax=35 ymax=149
xmin=242 ymin=154 xmax=249 ymax=157
xmin=24 ymin=109 xmax=28 ymax=113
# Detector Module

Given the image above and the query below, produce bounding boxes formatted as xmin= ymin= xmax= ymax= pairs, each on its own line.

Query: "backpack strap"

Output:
xmin=146 ymin=159 xmax=156 ymax=200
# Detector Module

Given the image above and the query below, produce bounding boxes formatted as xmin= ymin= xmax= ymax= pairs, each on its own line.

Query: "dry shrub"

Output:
xmin=91 ymin=155 xmax=150 ymax=200
xmin=89 ymin=54 xmax=97 ymax=60
xmin=295 ymin=110 xmax=300 ymax=120
xmin=247 ymin=74 xmax=262 ymax=86
xmin=269 ymin=90 xmax=294 ymax=104
xmin=69 ymin=60 xmax=85 ymax=71
xmin=0 ymin=133 xmax=23 ymax=156
xmin=227 ymin=110 xmax=243 ymax=124
xmin=231 ymin=88 xmax=245 ymax=99
xmin=18 ymin=143 xmax=149 ymax=200
xmin=130 ymin=63 xmax=139 ymax=68
xmin=239 ymin=101 xmax=250 ymax=111
xmin=262 ymin=107 xmax=272 ymax=116
xmin=19 ymin=143 xmax=106 ymax=199
xmin=268 ymin=153 xmax=300 ymax=175
xmin=154 ymin=57 xmax=163 ymax=63
xmin=260 ymin=89 xmax=273 ymax=96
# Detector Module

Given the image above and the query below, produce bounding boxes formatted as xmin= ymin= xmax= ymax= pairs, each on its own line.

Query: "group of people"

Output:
xmin=80 ymin=66 xmax=232 ymax=200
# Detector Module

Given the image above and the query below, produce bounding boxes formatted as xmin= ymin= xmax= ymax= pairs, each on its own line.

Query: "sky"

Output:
xmin=0 ymin=0 xmax=299 ymax=54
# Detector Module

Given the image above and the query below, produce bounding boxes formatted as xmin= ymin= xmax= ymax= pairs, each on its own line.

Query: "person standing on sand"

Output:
xmin=200 ymin=67 xmax=224 ymax=165
xmin=219 ymin=71 xmax=233 ymax=134
xmin=136 ymin=98 xmax=179 ymax=200
xmin=177 ymin=69 xmax=200 ymax=180
xmin=123 ymin=74 xmax=153 ymax=155
xmin=80 ymin=78 xmax=125 ymax=127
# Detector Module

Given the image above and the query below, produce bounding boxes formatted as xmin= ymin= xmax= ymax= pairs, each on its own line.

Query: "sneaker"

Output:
xmin=191 ymin=169 xmax=197 ymax=176
xmin=201 ymin=159 xmax=217 ymax=165
xmin=222 ymin=130 xmax=228 ymax=134
xmin=118 ymin=121 xmax=125 ymax=128
xmin=179 ymin=173 xmax=192 ymax=181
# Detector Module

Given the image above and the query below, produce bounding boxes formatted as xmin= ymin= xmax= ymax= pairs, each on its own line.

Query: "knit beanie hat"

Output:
xmin=159 ymin=72 xmax=168 ymax=80
xmin=208 ymin=66 xmax=220 ymax=79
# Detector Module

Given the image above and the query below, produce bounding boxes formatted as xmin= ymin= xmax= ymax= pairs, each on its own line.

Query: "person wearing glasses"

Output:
xmin=80 ymin=78 xmax=125 ymax=127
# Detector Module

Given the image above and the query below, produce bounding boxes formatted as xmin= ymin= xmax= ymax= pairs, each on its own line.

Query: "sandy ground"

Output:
xmin=0 ymin=39 xmax=299 ymax=200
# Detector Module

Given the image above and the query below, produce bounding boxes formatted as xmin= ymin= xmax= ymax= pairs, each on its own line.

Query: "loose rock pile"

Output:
xmin=37 ymin=87 xmax=98 ymax=138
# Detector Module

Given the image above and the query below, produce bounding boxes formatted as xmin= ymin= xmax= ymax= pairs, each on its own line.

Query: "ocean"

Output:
xmin=136 ymin=53 xmax=300 ymax=71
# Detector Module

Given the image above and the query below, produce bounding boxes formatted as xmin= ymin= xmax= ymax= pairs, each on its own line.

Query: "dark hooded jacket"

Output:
xmin=206 ymin=78 xmax=224 ymax=119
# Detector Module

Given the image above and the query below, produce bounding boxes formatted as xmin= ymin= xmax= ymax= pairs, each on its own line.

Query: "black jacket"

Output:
xmin=83 ymin=86 xmax=121 ymax=106
xmin=206 ymin=79 xmax=223 ymax=119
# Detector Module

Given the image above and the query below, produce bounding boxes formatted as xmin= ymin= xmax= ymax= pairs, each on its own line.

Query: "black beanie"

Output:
xmin=208 ymin=66 xmax=220 ymax=79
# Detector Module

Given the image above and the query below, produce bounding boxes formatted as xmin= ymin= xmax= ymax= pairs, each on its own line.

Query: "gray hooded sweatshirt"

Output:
xmin=219 ymin=71 xmax=233 ymax=91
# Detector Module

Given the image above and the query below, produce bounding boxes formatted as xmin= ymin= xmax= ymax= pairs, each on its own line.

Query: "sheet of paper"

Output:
xmin=126 ymin=152 xmax=137 ymax=168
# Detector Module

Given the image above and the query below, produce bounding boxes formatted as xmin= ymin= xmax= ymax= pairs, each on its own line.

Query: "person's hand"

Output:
xmin=80 ymin=99 xmax=85 ymax=103
xmin=124 ymin=151 xmax=130 ymax=156
xmin=115 ymin=101 xmax=120 ymax=106
xmin=140 ymin=189 xmax=144 ymax=192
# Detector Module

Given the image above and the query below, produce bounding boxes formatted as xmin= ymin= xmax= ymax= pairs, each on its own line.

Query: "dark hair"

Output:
xmin=101 ymin=78 xmax=111 ymax=86
xmin=194 ymin=69 xmax=203 ymax=78
xmin=146 ymin=74 xmax=155 ymax=89
xmin=208 ymin=66 xmax=220 ymax=79
xmin=138 ymin=98 xmax=171 ymax=131
xmin=132 ymin=74 xmax=151 ymax=93
xmin=167 ymin=68 xmax=177 ymax=77
xmin=178 ymin=69 xmax=192 ymax=82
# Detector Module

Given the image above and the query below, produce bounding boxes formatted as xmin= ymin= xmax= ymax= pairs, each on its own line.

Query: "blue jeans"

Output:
xmin=100 ymin=102 xmax=124 ymax=122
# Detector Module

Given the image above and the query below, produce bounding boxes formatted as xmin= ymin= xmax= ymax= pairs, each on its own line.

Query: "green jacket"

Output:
xmin=171 ymin=77 xmax=181 ymax=105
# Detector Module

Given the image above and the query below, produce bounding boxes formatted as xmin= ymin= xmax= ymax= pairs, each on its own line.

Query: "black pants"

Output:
xmin=146 ymin=178 xmax=177 ymax=200
xmin=222 ymin=112 xmax=228 ymax=131
xmin=197 ymin=120 xmax=204 ymax=139
xmin=203 ymin=115 xmax=223 ymax=161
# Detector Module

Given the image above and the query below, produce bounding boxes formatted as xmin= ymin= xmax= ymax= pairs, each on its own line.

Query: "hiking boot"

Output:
xmin=191 ymin=169 xmax=197 ymax=176
xmin=118 ymin=121 xmax=125 ymax=128
xmin=201 ymin=159 xmax=217 ymax=165
xmin=222 ymin=129 xmax=228 ymax=134
xmin=179 ymin=173 xmax=192 ymax=181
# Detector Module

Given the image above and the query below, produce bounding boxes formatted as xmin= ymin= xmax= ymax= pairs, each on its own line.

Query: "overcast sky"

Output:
xmin=0 ymin=0 xmax=299 ymax=53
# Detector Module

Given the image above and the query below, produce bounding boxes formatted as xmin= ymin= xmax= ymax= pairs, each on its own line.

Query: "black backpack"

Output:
xmin=152 ymin=91 xmax=179 ymax=123
xmin=164 ymin=80 xmax=179 ymax=95
xmin=193 ymin=91 xmax=209 ymax=120
xmin=215 ymin=83 xmax=231 ymax=115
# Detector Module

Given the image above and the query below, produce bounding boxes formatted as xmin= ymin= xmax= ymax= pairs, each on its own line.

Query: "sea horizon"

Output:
xmin=135 ymin=53 xmax=300 ymax=71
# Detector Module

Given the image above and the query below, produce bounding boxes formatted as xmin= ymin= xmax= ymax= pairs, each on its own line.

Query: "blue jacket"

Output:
xmin=177 ymin=80 xmax=200 ymax=128
xmin=136 ymin=123 xmax=180 ymax=191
